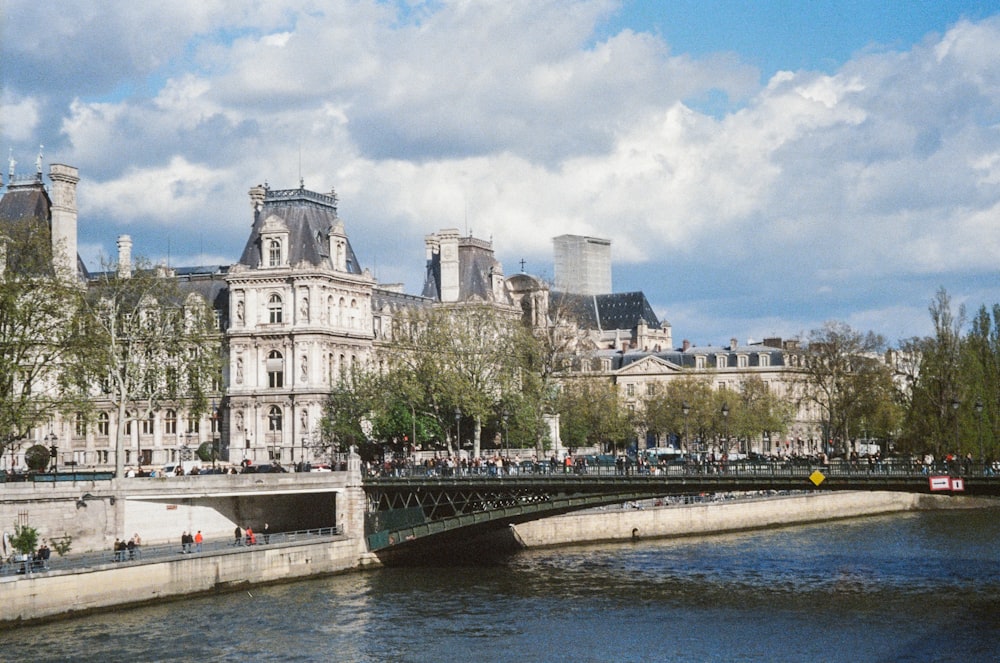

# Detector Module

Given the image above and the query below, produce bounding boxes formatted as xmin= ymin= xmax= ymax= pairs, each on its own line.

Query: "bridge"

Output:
xmin=362 ymin=461 xmax=1000 ymax=553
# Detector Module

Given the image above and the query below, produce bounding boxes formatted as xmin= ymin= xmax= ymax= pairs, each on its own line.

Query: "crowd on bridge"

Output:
xmin=363 ymin=449 xmax=1000 ymax=479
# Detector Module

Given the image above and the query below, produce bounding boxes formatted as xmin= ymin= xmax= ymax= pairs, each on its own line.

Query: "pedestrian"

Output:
xmin=245 ymin=526 xmax=256 ymax=546
xmin=181 ymin=531 xmax=192 ymax=553
xmin=127 ymin=537 xmax=136 ymax=560
xmin=234 ymin=525 xmax=243 ymax=546
xmin=194 ymin=530 xmax=203 ymax=553
xmin=263 ymin=523 xmax=270 ymax=544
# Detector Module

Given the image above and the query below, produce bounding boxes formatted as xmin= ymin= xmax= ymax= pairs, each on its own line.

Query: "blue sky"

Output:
xmin=3 ymin=0 xmax=1000 ymax=346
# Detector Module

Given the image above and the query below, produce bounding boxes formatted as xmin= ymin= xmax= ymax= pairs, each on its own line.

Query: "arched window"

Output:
xmin=268 ymin=239 xmax=282 ymax=267
xmin=141 ymin=411 xmax=155 ymax=435
xmin=268 ymin=294 xmax=283 ymax=324
xmin=267 ymin=350 xmax=284 ymax=388
xmin=268 ymin=406 xmax=283 ymax=432
xmin=98 ymin=412 xmax=110 ymax=437
xmin=164 ymin=409 xmax=177 ymax=435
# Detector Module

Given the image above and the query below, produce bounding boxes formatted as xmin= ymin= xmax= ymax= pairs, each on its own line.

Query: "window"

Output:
xmin=738 ymin=355 xmax=748 ymax=368
xmin=124 ymin=412 xmax=133 ymax=435
xmin=187 ymin=416 xmax=200 ymax=434
xmin=626 ymin=383 xmax=635 ymax=397
xmin=268 ymin=239 xmax=282 ymax=267
xmin=268 ymin=350 xmax=285 ymax=388
xmin=98 ymin=412 xmax=110 ymax=437
xmin=759 ymin=353 xmax=770 ymax=367
xmin=268 ymin=294 xmax=283 ymax=324
xmin=141 ymin=412 xmax=155 ymax=435
xmin=268 ymin=406 xmax=283 ymax=432
xmin=164 ymin=409 xmax=177 ymax=435
xmin=74 ymin=412 xmax=86 ymax=437
xmin=696 ymin=356 xmax=706 ymax=369
xmin=646 ymin=383 xmax=656 ymax=397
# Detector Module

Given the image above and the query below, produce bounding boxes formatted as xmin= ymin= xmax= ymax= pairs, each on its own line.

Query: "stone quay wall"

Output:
xmin=510 ymin=490 xmax=974 ymax=547
xmin=2 ymin=536 xmax=378 ymax=624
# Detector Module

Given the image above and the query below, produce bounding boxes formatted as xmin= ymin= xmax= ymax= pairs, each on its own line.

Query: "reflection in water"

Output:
xmin=3 ymin=508 xmax=999 ymax=662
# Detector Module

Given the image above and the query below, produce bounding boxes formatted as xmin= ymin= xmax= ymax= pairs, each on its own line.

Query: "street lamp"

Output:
xmin=975 ymin=397 xmax=984 ymax=466
xmin=721 ymin=403 xmax=729 ymax=456
xmin=502 ymin=411 xmax=509 ymax=458
xmin=454 ymin=407 xmax=462 ymax=458
xmin=45 ymin=433 xmax=58 ymax=475
xmin=951 ymin=397 xmax=960 ymax=457
xmin=681 ymin=402 xmax=690 ymax=453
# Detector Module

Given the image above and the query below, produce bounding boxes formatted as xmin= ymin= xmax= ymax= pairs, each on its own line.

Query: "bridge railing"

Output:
xmin=365 ymin=459 xmax=998 ymax=480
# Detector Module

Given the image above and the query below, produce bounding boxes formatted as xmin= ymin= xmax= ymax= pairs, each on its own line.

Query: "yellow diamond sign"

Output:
xmin=809 ymin=470 xmax=826 ymax=486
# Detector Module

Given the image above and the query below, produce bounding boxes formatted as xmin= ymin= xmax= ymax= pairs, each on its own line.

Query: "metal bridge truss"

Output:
xmin=363 ymin=470 xmax=1000 ymax=553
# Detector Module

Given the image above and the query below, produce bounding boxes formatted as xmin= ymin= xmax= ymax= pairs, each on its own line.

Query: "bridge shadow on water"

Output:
xmin=374 ymin=525 xmax=525 ymax=567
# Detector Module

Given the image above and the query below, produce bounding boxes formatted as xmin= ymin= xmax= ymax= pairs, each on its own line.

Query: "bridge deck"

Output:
xmin=362 ymin=461 xmax=1000 ymax=552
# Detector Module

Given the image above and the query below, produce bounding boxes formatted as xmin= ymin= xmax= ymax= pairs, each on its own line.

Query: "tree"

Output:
xmin=377 ymin=304 xmax=529 ymax=457
xmin=898 ymin=289 xmax=966 ymax=455
xmin=797 ymin=321 xmax=891 ymax=455
xmin=962 ymin=303 xmax=1000 ymax=460
xmin=556 ymin=378 xmax=633 ymax=452
xmin=76 ymin=259 xmax=222 ymax=477
xmin=0 ymin=219 xmax=93 ymax=469
xmin=9 ymin=523 xmax=39 ymax=558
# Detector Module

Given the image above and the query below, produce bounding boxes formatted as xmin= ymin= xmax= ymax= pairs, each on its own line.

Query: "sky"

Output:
xmin=2 ymin=0 xmax=1000 ymax=348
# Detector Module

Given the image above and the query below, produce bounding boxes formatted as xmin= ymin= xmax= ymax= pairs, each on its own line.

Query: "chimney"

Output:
xmin=437 ymin=229 xmax=460 ymax=302
xmin=730 ymin=337 xmax=738 ymax=351
xmin=48 ymin=164 xmax=79 ymax=279
xmin=117 ymin=234 xmax=133 ymax=278
xmin=248 ymin=184 xmax=266 ymax=213
xmin=682 ymin=339 xmax=690 ymax=352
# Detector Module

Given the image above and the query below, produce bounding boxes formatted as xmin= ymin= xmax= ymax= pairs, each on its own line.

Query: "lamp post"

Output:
xmin=45 ymin=432 xmax=58 ymax=476
xmin=951 ymin=397 xmax=960 ymax=458
xmin=975 ymin=397 xmax=984 ymax=466
xmin=681 ymin=401 xmax=690 ymax=453
xmin=502 ymin=411 xmax=509 ymax=458
xmin=454 ymin=407 xmax=462 ymax=459
xmin=721 ymin=403 xmax=729 ymax=456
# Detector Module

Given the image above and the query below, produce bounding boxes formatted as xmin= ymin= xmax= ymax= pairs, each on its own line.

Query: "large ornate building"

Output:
xmin=0 ymin=160 xmax=819 ymax=471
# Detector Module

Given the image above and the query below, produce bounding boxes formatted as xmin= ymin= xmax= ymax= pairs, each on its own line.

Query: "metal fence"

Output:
xmin=0 ymin=526 xmax=342 ymax=578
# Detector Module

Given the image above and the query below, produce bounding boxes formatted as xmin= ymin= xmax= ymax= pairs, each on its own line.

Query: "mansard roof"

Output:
xmin=554 ymin=290 xmax=662 ymax=331
xmin=0 ymin=176 xmax=50 ymax=223
xmin=237 ymin=185 xmax=362 ymax=273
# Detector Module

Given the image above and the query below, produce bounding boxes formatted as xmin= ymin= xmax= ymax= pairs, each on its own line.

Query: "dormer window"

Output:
xmin=268 ymin=239 xmax=282 ymax=267
xmin=259 ymin=214 xmax=290 ymax=268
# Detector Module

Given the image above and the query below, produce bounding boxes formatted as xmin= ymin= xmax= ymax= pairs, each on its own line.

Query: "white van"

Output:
xmin=161 ymin=461 xmax=202 ymax=477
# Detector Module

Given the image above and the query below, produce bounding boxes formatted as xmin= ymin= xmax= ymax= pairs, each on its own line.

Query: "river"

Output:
xmin=3 ymin=507 xmax=999 ymax=662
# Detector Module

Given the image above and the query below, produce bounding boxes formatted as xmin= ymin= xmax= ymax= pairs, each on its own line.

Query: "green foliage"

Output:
xmin=10 ymin=523 xmax=39 ymax=556
xmin=556 ymin=378 xmax=633 ymax=452
xmin=196 ymin=441 xmax=217 ymax=462
xmin=0 ymin=219 xmax=95 ymax=465
xmin=49 ymin=535 xmax=72 ymax=557
xmin=75 ymin=258 xmax=223 ymax=476
xmin=797 ymin=321 xmax=894 ymax=453
xmin=23 ymin=444 xmax=51 ymax=472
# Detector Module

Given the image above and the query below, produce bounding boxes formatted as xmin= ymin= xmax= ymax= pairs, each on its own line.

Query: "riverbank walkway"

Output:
xmin=0 ymin=526 xmax=342 ymax=578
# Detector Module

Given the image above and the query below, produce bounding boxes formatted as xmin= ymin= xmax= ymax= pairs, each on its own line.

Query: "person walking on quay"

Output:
xmin=126 ymin=537 xmax=137 ymax=561
xmin=245 ymin=526 xmax=256 ymax=546
xmin=194 ymin=530 xmax=203 ymax=553
xmin=181 ymin=531 xmax=192 ymax=553
xmin=263 ymin=523 xmax=270 ymax=544
xmin=234 ymin=525 xmax=243 ymax=547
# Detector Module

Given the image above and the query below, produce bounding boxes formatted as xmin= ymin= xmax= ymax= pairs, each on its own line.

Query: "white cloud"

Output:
xmin=5 ymin=3 xmax=1000 ymax=342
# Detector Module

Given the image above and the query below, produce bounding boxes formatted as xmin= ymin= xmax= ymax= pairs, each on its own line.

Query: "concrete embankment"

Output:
xmin=510 ymin=491 xmax=986 ymax=548
xmin=2 ymin=536 xmax=378 ymax=625
xmin=5 ymin=490 xmax=992 ymax=626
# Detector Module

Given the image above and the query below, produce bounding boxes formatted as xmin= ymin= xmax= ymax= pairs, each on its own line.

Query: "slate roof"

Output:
xmin=422 ymin=236 xmax=509 ymax=303
xmin=553 ymin=290 xmax=662 ymax=331
xmin=0 ymin=176 xmax=89 ymax=279
xmin=237 ymin=186 xmax=362 ymax=273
